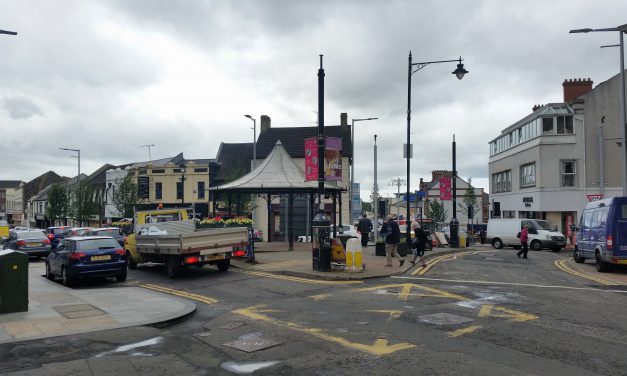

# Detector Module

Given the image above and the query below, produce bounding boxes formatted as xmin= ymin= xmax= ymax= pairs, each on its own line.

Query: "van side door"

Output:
xmin=579 ymin=211 xmax=594 ymax=256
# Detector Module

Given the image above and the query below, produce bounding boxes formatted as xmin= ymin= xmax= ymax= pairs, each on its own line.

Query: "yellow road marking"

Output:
xmin=141 ymin=284 xmax=218 ymax=305
xmin=356 ymin=283 xmax=466 ymax=301
xmin=366 ymin=310 xmax=403 ymax=320
xmin=309 ymin=293 xmax=330 ymax=301
xmin=554 ymin=259 xmax=618 ymax=286
xmin=233 ymin=305 xmax=415 ymax=356
xmin=239 ymin=270 xmax=362 ymax=285
xmin=411 ymin=251 xmax=493 ymax=276
xmin=448 ymin=325 xmax=482 ymax=337
xmin=478 ymin=305 xmax=538 ymax=322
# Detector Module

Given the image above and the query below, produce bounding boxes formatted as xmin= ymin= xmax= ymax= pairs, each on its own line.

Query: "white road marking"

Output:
xmin=391 ymin=275 xmax=627 ymax=293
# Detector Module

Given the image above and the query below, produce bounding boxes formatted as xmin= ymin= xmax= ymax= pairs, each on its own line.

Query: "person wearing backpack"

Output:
xmin=516 ymin=225 xmax=529 ymax=259
xmin=410 ymin=221 xmax=427 ymax=267
xmin=357 ymin=213 xmax=373 ymax=248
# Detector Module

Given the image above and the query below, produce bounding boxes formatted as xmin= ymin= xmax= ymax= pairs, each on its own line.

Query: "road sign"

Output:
xmin=402 ymin=194 xmax=416 ymax=202
xmin=416 ymin=190 xmax=426 ymax=197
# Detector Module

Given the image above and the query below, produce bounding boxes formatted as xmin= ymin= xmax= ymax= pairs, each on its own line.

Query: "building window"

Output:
xmin=520 ymin=163 xmax=536 ymax=188
xmin=542 ymin=118 xmax=553 ymax=134
xmin=561 ymin=160 xmax=576 ymax=187
xmin=138 ymin=169 xmax=147 ymax=175
xmin=155 ymin=182 xmax=163 ymax=199
xmin=194 ymin=168 xmax=208 ymax=173
xmin=492 ymin=170 xmax=512 ymax=193
xmin=198 ymin=182 xmax=205 ymax=199
xmin=152 ymin=169 xmax=165 ymax=174
xmin=176 ymin=182 xmax=183 ymax=199
xmin=557 ymin=116 xmax=574 ymax=134
xmin=503 ymin=210 xmax=516 ymax=218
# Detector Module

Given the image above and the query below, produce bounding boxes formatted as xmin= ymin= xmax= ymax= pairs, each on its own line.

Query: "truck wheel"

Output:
xmin=216 ymin=259 xmax=230 ymax=272
xmin=166 ymin=256 xmax=184 ymax=278
xmin=530 ymin=240 xmax=543 ymax=252
xmin=595 ymin=253 xmax=609 ymax=273
xmin=573 ymin=248 xmax=585 ymax=263
xmin=126 ymin=251 xmax=137 ymax=270
xmin=492 ymin=238 xmax=503 ymax=249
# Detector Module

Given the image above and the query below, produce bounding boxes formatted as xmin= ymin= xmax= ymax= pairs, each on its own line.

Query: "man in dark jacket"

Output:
xmin=357 ymin=213 xmax=373 ymax=248
xmin=384 ymin=216 xmax=404 ymax=267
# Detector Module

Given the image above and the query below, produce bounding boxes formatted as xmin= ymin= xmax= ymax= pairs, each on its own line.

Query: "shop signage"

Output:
xmin=586 ymin=194 xmax=603 ymax=202
xmin=523 ymin=197 xmax=533 ymax=207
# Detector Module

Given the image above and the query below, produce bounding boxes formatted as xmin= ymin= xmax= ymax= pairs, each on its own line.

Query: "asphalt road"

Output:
xmin=2 ymin=249 xmax=627 ymax=375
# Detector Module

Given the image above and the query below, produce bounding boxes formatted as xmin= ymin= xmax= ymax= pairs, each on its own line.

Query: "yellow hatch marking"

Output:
xmin=239 ymin=270 xmax=362 ymax=285
xmin=141 ymin=284 xmax=218 ymax=305
xmin=478 ymin=305 xmax=538 ymax=322
xmin=356 ymin=283 xmax=466 ymax=302
xmin=554 ymin=259 xmax=618 ymax=286
xmin=233 ymin=305 xmax=415 ymax=356
xmin=413 ymin=250 xmax=493 ymax=275
xmin=309 ymin=294 xmax=330 ymax=301
xmin=448 ymin=325 xmax=482 ymax=337
xmin=366 ymin=310 xmax=403 ymax=320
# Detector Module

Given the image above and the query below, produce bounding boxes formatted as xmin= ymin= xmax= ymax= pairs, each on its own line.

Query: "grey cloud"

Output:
xmin=3 ymin=96 xmax=43 ymax=119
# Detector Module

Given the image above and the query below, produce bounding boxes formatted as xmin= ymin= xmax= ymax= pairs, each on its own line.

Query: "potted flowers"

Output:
xmin=225 ymin=217 xmax=253 ymax=228
xmin=198 ymin=217 xmax=226 ymax=229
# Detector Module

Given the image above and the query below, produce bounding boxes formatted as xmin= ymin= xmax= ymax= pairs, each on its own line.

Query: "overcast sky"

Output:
xmin=1 ymin=1 xmax=626 ymax=200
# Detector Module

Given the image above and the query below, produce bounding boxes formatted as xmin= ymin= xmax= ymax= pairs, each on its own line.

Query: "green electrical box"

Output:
xmin=0 ymin=250 xmax=29 ymax=314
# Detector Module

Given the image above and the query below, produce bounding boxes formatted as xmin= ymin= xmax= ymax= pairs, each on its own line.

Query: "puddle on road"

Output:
xmin=94 ymin=336 xmax=163 ymax=358
xmin=221 ymin=361 xmax=280 ymax=374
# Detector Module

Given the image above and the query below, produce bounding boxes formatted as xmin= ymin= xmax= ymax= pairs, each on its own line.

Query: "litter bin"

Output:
xmin=0 ymin=250 xmax=29 ymax=314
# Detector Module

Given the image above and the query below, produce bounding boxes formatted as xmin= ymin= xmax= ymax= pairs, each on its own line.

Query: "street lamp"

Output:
xmin=59 ymin=147 xmax=81 ymax=225
xmin=406 ymin=52 xmax=468 ymax=243
xmin=0 ymin=29 xmax=17 ymax=35
xmin=570 ymin=24 xmax=627 ymax=196
xmin=179 ymin=164 xmax=186 ymax=206
xmin=245 ymin=114 xmax=257 ymax=230
xmin=350 ymin=117 xmax=378 ymax=223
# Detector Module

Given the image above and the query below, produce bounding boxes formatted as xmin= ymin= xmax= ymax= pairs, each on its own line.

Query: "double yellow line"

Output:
xmin=141 ymin=283 xmax=219 ymax=305
xmin=411 ymin=250 xmax=491 ymax=276
xmin=239 ymin=270 xmax=362 ymax=285
xmin=554 ymin=259 xmax=618 ymax=286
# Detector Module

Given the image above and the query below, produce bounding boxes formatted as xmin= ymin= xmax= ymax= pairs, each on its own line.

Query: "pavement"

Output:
xmin=0 ymin=241 xmax=489 ymax=345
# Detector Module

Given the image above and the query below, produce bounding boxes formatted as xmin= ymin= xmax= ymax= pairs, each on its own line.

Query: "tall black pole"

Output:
xmin=450 ymin=134 xmax=459 ymax=247
xmin=406 ymin=51 xmax=412 ymax=244
xmin=318 ymin=55 xmax=325 ymax=210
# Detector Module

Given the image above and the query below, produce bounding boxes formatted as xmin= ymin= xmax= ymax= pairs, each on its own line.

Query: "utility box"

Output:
xmin=0 ymin=250 xmax=29 ymax=314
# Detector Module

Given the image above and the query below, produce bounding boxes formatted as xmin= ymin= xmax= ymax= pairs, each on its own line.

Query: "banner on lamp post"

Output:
xmin=304 ymin=137 xmax=343 ymax=181
xmin=440 ymin=177 xmax=452 ymax=200
xmin=304 ymin=137 xmax=318 ymax=181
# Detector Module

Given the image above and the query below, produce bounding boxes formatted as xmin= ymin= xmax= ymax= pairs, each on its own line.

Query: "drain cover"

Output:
xmin=223 ymin=333 xmax=281 ymax=353
xmin=52 ymin=304 xmax=105 ymax=319
xmin=220 ymin=322 xmax=246 ymax=330
xmin=419 ymin=313 xmax=473 ymax=326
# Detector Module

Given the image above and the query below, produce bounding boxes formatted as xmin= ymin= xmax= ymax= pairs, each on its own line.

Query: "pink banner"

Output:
xmin=305 ymin=138 xmax=318 ymax=181
xmin=439 ymin=177 xmax=452 ymax=200
xmin=324 ymin=137 xmax=342 ymax=181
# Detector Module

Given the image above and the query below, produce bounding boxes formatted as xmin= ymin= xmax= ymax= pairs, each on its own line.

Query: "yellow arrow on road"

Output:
xmin=478 ymin=305 xmax=538 ymax=322
xmin=356 ymin=283 xmax=466 ymax=301
xmin=233 ymin=305 xmax=415 ymax=356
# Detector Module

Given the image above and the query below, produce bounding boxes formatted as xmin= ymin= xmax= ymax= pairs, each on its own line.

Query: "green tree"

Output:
xmin=458 ymin=177 xmax=480 ymax=220
xmin=46 ymin=183 xmax=68 ymax=226
xmin=69 ymin=182 xmax=98 ymax=225
xmin=113 ymin=175 xmax=138 ymax=218
xmin=361 ymin=201 xmax=372 ymax=213
xmin=428 ymin=199 xmax=448 ymax=223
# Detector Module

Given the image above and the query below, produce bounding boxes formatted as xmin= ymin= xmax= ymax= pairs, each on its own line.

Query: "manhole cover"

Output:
xmin=419 ymin=313 xmax=473 ymax=326
xmin=52 ymin=304 xmax=105 ymax=319
xmin=220 ymin=322 xmax=245 ymax=330
xmin=223 ymin=333 xmax=281 ymax=353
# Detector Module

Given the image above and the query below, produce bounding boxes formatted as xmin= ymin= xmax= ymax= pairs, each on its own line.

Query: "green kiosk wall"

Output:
xmin=0 ymin=250 xmax=29 ymax=314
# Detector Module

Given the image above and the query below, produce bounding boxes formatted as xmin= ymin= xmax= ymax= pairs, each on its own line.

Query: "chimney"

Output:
xmin=532 ymin=104 xmax=543 ymax=112
xmin=340 ymin=112 xmax=348 ymax=127
xmin=260 ymin=115 xmax=271 ymax=133
xmin=563 ymin=78 xmax=593 ymax=103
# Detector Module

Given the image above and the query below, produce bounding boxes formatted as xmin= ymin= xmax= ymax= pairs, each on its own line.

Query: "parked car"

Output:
xmin=574 ymin=196 xmax=627 ymax=272
xmin=45 ymin=236 xmax=127 ymax=286
xmin=297 ymin=225 xmax=359 ymax=242
xmin=2 ymin=230 xmax=52 ymax=257
xmin=487 ymin=218 xmax=566 ymax=252
xmin=46 ymin=226 xmax=69 ymax=249
xmin=62 ymin=227 xmax=92 ymax=238
xmin=85 ymin=227 xmax=126 ymax=246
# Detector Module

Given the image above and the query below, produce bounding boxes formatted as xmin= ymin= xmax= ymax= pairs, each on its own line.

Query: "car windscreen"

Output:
xmin=17 ymin=231 xmax=47 ymax=240
xmin=76 ymin=238 xmax=119 ymax=250
xmin=94 ymin=229 xmax=121 ymax=236
xmin=621 ymin=204 xmax=627 ymax=219
xmin=533 ymin=220 xmax=554 ymax=231
xmin=52 ymin=228 xmax=66 ymax=235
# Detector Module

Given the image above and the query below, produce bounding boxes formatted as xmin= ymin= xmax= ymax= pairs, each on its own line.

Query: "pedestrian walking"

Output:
xmin=357 ymin=213 xmax=373 ymax=248
xmin=410 ymin=222 xmax=427 ymax=267
xmin=384 ymin=215 xmax=405 ymax=267
xmin=516 ymin=225 xmax=529 ymax=259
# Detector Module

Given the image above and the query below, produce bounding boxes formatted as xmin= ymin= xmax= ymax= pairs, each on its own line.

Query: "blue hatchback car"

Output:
xmin=45 ymin=236 xmax=127 ymax=286
xmin=574 ymin=197 xmax=627 ymax=272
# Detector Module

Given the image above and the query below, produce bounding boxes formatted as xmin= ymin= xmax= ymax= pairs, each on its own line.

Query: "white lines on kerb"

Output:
xmin=391 ymin=275 xmax=627 ymax=293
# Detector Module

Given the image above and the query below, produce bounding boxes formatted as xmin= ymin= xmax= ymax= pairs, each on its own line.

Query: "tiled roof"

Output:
xmin=0 ymin=180 xmax=23 ymax=189
xmin=215 ymin=142 xmax=254 ymax=180
xmin=256 ymin=125 xmax=352 ymax=159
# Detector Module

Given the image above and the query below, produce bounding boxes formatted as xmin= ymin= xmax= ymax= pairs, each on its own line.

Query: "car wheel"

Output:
xmin=216 ymin=259 xmax=230 ymax=272
xmin=61 ymin=267 xmax=74 ymax=286
xmin=45 ymin=261 xmax=54 ymax=280
xmin=116 ymin=271 xmax=127 ymax=282
xmin=595 ymin=253 xmax=609 ymax=273
xmin=126 ymin=251 xmax=137 ymax=270
xmin=530 ymin=240 xmax=543 ymax=252
xmin=573 ymin=248 xmax=585 ymax=263
xmin=166 ymin=256 xmax=184 ymax=278
xmin=492 ymin=238 xmax=503 ymax=249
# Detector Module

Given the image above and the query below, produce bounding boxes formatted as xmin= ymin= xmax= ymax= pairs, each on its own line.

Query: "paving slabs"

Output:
xmin=219 ymin=322 xmax=246 ymax=330
xmin=52 ymin=304 xmax=105 ymax=319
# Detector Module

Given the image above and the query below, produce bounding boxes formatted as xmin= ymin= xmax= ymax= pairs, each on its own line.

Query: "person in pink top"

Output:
xmin=516 ymin=225 xmax=529 ymax=259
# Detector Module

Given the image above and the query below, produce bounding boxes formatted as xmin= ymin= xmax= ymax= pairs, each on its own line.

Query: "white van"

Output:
xmin=487 ymin=219 xmax=566 ymax=252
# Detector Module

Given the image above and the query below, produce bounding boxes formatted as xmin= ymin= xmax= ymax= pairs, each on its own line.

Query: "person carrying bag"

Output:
xmin=410 ymin=222 xmax=427 ymax=267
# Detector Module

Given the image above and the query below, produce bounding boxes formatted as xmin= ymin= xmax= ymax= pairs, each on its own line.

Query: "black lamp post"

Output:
xmin=406 ymin=52 xmax=468 ymax=244
xmin=179 ymin=164 xmax=186 ymax=206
